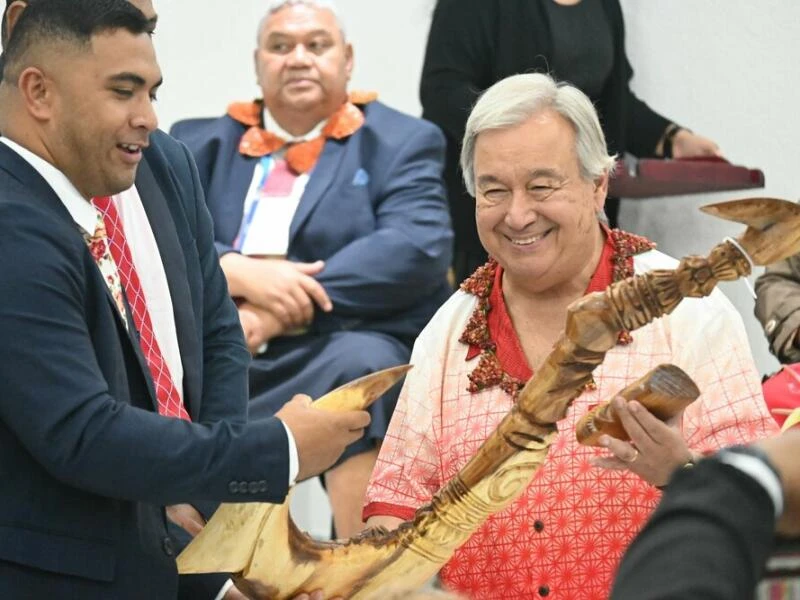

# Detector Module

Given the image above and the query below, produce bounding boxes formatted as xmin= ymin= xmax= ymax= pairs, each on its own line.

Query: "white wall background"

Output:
xmin=153 ymin=0 xmax=434 ymax=129
xmin=151 ymin=0 xmax=799 ymax=536
xmin=618 ymin=1 xmax=800 ymax=381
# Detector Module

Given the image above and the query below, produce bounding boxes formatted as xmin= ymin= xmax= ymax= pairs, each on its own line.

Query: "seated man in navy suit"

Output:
xmin=171 ymin=0 xmax=453 ymax=536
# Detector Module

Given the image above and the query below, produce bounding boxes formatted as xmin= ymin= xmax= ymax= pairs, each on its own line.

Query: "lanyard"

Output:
xmin=234 ymin=155 xmax=273 ymax=251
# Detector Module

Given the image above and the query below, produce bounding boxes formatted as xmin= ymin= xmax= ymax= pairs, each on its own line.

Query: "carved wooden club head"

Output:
xmin=313 ymin=363 xmax=413 ymax=412
xmin=177 ymin=364 xmax=413 ymax=586
xmin=700 ymin=197 xmax=800 ymax=265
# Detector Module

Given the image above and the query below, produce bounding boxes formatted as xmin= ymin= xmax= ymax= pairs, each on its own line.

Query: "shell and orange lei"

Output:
xmin=459 ymin=229 xmax=655 ymax=399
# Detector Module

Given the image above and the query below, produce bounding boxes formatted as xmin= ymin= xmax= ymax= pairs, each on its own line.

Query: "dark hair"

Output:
xmin=3 ymin=0 xmax=151 ymax=82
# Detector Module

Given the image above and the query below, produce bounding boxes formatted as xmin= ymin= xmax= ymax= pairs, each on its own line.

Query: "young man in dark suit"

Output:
xmin=0 ymin=1 xmax=368 ymax=598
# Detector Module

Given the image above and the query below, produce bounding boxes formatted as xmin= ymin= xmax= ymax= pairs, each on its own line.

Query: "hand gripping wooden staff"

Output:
xmin=178 ymin=198 xmax=800 ymax=599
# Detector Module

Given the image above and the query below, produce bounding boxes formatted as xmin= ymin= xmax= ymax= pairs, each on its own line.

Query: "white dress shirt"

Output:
xmin=234 ymin=109 xmax=324 ymax=257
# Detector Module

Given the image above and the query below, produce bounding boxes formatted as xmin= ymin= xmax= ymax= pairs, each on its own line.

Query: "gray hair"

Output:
xmin=258 ymin=0 xmax=347 ymax=44
xmin=460 ymin=73 xmax=616 ymax=197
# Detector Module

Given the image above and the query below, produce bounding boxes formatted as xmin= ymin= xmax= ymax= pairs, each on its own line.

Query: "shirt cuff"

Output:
xmin=281 ymin=420 xmax=299 ymax=486
xmin=717 ymin=451 xmax=784 ymax=519
xmin=214 ymin=579 xmax=234 ymax=600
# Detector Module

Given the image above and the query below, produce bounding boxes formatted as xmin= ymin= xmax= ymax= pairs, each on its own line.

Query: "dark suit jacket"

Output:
xmin=610 ymin=458 xmax=777 ymax=600
xmin=170 ymin=100 xmax=453 ymax=348
xmin=420 ymin=0 xmax=671 ymax=260
xmin=0 ymin=131 xmax=291 ymax=599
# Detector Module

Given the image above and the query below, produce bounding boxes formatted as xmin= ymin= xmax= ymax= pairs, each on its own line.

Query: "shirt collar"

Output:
xmin=262 ymin=107 xmax=326 ymax=143
xmin=480 ymin=229 xmax=616 ymax=380
xmin=0 ymin=137 xmax=98 ymax=234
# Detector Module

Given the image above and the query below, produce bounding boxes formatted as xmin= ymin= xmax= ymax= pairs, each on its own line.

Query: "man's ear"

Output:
xmin=4 ymin=1 xmax=28 ymax=42
xmin=17 ymin=66 xmax=56 ymax=122
xmin=344 ymin=42 xmax=354 ymax=81
xmin=253 ymin=48 xmax=261 ymax=86
xmin=593 ymin=170 xmax=609 ymax=213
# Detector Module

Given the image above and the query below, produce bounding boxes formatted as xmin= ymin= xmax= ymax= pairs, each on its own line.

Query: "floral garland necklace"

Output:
xmin=226 ymin=90 xmax=378 ymax=173
xmin=459 ymin=229 xmax=655 ymax=399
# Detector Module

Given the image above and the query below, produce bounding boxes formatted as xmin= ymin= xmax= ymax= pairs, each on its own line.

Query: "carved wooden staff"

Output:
xmin=178 ymin=197 xmax=800 ymax=599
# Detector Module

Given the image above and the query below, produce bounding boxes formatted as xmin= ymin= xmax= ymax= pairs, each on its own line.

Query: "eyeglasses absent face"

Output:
xmin=474 ymin=110 xmax=608 ymax=296
xmin=255 ymin=3 xmax=353 ymax=123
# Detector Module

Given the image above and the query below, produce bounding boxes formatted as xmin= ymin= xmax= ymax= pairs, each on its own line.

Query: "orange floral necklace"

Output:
xmin=226 ymin=90 xmax=378 ymax=173
xmin=459 ymin=228 xmax=655 ymax=399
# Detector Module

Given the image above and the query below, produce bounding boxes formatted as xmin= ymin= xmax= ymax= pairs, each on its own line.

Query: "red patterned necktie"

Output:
xmin=91 ymin=196 xmax=190 ymax=421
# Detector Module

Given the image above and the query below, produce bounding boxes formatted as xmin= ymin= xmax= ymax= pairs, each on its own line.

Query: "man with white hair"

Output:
xmin=364 ymin=73 xmax=775 ymax=599
xmin=171 ymin=0 xmax=452 ymax=538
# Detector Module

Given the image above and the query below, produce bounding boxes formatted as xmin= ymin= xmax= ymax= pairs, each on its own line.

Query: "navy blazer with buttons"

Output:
xmin=171 ymin=100 xmax=453 ymax=347
xmin=0 ymin=131 xmax=291 ymax=599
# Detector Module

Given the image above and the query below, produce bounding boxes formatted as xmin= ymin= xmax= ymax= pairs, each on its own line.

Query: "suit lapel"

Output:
xmin=0 ymin=143 xmax=74 ymax=218
xmin=134 ymin=156 xmax=202 ymax=417
xmin=215 ymin=153 xmax=257 ymax=246
xmin=0 ymin=144 xmax=133 ymax=337
xmin=288 ymin=139 xmax=348 ymax=245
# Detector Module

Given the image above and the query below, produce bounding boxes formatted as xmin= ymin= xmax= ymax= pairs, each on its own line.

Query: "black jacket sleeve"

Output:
xmin=603 ymin=0 xmax=671 ymax=158
xmin=610 ymin=459 xmax=777 ymax=600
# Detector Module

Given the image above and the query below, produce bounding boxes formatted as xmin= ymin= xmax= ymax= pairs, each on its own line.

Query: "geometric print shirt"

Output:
xmin=364 ymin=249 xmax=778 ymax=600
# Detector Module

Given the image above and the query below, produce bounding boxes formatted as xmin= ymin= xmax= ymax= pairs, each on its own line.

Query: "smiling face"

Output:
xmin=255 ymin=3 xmax=352 ymax=130
xmin=43 ymin=28 xmax=161 ymax=197
xmin=473 ymin=109 xmax=608 ymax=295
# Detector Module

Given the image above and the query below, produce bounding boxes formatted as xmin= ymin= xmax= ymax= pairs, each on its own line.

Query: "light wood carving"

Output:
xmin=175 ymin=364 xmax=412 ymax=578
xmin=575 ymin=364 xmax=700 ymax=446
xmin=178 ymin=197 xmax=800 ymax=599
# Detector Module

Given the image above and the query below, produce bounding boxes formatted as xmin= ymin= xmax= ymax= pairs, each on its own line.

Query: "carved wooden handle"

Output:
xmin=575 ymin=364 xmax=700 ymax=446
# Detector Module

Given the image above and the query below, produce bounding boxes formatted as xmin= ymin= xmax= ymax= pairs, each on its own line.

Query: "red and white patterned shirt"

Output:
xmin=364 ymin=245 xmax=777 ymax=600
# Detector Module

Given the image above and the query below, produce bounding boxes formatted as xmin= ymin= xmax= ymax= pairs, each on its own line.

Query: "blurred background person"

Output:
xmin=754 ymin=255 xmax=800 ymax=430
xmin=756 ymin=256 xmax=800 ymax=365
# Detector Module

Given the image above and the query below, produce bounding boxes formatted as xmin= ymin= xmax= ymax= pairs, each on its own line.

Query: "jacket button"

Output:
xmin=539 ymin=585 xmax=550 ymax=597
xmin=534 ymin=520 xmax=544 ymax=532
xmin=237 ymin=482 xmax=249 ymax=494
xmin=228 ymin=481 xmax=239 ymax=494
xmin=162 ymin=537 xmax=175 ymax=557
xmin=248 ymin=481 xmax=259 ymax=494
xmin=765 ymin=318 xmax=777 ymax=335
xmin=258 ymin=480 xmax=268 ymax=492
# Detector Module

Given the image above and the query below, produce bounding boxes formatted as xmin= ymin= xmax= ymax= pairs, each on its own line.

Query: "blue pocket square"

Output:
xmin=352 ymin=168 xmax=370 ymax=186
